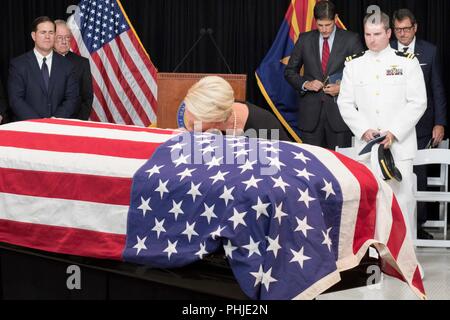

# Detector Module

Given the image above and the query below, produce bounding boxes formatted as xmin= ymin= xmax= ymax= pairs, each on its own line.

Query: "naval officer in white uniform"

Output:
xmin=337 ymin=11 xmax=427 ymax=234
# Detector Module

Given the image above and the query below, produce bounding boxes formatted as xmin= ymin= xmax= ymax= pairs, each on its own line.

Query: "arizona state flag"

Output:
xmin=256 ymin=0 xmax=346 ymax=143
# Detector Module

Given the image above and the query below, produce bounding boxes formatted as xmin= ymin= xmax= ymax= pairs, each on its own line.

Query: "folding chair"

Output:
xmin=413 ymin=140 xmax=450 ymax=247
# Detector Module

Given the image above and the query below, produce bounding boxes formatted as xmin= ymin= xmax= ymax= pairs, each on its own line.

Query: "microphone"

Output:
xmin=172 ymin=28 xmax=208 ymax=73
xmin=205 ymin=28 xmax=233 ymax=74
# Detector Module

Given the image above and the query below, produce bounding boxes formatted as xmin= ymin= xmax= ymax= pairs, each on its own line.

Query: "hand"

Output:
xmin=380 ymin=131 xmax=396 ymax=149
xmin=362 ymin=129 xmax=380 ymax=142
xmin=0 ymin=114 xmax=3 ymax=124
xmin=432 ymin=125 xmax=445 ymax=146
xmin=323 ymin=83 xmax=340 ymax=97
xmin=304 ymin=80 xmax=324 ymax=92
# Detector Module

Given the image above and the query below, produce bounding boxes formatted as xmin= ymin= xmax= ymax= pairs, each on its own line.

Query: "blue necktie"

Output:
xmin=41 ymin=57 xmax=49 ymax=91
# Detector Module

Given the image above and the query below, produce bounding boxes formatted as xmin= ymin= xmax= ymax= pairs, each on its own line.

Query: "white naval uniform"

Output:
xmin=337 ymin=46 xmax=427 ymax=234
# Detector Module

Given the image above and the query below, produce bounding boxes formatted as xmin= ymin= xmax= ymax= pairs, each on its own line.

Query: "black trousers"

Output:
xmin=299 ymin=106 xmax=352 ymax=150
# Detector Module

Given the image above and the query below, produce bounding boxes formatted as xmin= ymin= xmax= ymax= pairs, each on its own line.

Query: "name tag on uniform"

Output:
xmin=386 ymin=65 xmax=403 ymax=76
xmin=420 ymin=63 xmax=427 ymax=66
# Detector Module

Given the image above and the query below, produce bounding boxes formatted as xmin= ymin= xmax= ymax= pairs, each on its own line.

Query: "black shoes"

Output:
xmin=417 ymin=227 xmax=434 ymax=239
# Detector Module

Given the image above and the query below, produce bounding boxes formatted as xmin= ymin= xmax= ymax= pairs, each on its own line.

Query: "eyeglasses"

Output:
xmin=393 ymin=25 xmax=414 ymax=33
xmin=55 ymin=35 xmax=72 ymax=42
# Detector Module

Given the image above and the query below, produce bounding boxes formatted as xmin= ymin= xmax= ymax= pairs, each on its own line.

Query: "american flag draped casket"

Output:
xmin=0 ymin=118 xmax=425 ymax=299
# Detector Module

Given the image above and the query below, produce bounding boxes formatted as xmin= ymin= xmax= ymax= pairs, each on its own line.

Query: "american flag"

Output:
xmin=0 ymin=119 xmax=425 ymax=299
xmin=122 ymin=132 xmax=426 ymax=300
xmin=68 ymin=0 xmax=158 ymax=126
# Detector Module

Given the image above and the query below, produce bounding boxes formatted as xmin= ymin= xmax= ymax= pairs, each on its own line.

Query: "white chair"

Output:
xmin=413 ymin=140 xmax=450 ymax=248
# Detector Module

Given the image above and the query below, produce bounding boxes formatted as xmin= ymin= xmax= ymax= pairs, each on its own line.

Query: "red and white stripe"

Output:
xmin=69 ymin=18 xmax=158 ymax=127
xmin=298 ymin=144 xmax=426 ymax=299
xmin=0 ymin=119 xmax=177 ymax=260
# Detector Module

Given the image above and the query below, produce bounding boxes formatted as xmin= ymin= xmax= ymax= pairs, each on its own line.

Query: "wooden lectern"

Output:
xmin=156 ymin=73 xmax=247 ymax=129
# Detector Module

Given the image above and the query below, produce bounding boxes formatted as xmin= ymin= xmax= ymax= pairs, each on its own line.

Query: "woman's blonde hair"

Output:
xmin=183 ymin=76 xmax=235 ymax=122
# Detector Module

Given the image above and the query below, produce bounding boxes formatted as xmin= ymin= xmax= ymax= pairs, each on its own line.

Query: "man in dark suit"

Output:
xmin=0 ymin=79 xmax=7 ymax=123
xmin=54 ymin=20 xmax=93 ymax=120
xmin=391 ymin=9 xmax=447 ymax=239
xmin=8 ymin=16 xmax=78 ymax=121
xmin=284 ymin=0 xmax=363 ymax=149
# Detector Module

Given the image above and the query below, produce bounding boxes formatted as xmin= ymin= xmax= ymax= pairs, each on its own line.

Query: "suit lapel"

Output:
xmin=326 ymin=28 xmax=343 ymax=75
xmin=48 ymin=54 xmax=58 ymax=97
xmin=27 ymin=51 xmax=47 ymax=95
xmin=311 ymin=31 xmax=323 ymax=77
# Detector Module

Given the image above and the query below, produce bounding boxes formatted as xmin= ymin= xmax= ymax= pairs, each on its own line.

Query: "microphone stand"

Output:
xmin=205 ymin=28 xmax=233 ymax=74
xmin=172 ymin=28 xmax=207 ymax=73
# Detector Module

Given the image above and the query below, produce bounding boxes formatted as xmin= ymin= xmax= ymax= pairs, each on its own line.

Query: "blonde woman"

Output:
xmin=183 ymin=76 xmax=291 ymax=141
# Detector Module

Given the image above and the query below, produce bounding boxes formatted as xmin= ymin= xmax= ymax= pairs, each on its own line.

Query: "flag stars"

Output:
xmin=321 ymin=179 xmax=336 ymax=199
xmin=271 ymin=176 xmax=290 ymax=192
xmin=294 ymin=168 xmax=315 ymax=181
xmin=200 ymin=145 xmax=217 ymax=155
xmin=133 ymin=235 xmax=147 ymax=255
xmin=200 ymin=203 xmax=217 ymax=224
xmin=250 ymin=265 xmax=264 ymax=287
xmin=137 ymin=196 xmax=151 ymax=217
xmin=195 ymin=242 xmax=208 ymax=259
xmin=155 ymin=179 xmax=169 ymax=199
xmin=145 ymin=164 xmax=164 ymax=179
xmin=209 ymin=170 xmax=229 ymax=185
xmin=181 ymin=221 xmax=199 ymax=242
xmin=168 ymin=200 xmax=184 ymax=221
xmin=290 ymin=246 xmax=311 ymax=269
xmin=261 ymin=267 xmax=277 ymax=291
xmin=251 ymin=197 xmax=270 ymax=220
xmin=267 ymin=156 xmax=286 ymax=171
xmin=322 ymin=227 xmax=333 ymax=251
xmin=274 ymin=202 xmax=288 ymax=224
xmin=177 ymin=167 xmax=196 ymax=181
xmin=220 ymin=186 xmax=235 ymax=206
xmin=266 ymin=235 xmax=282 ymax=258
xmin=228 ymin=208 xmax=247 ymax=230
xmin=151 ymin=217 xmax=166 ymax=239
xmin=223 ymin=240 xmax=237 ymax=259
xmin=243 ymin=236 xmax=261 ymax=257
xmin=210 ymin=225 xmax=226 ymax=240
xmin=238 ymin=159 xmax=256 ymax=174
xmin=297 ymin=187 xmax=316 ymax=208
xmin=172 ymin=153 xmax=190 ymax=167
xmin=187 ymin=182 xmax=202 ymax=201
xmin=206 ymin=156 xmax=223 ymax=170
xmin=163 ymin=240 xmax=178 ymax=260
xmin=292 ymin=151 xmax=311 ymax=164
xmin=168 ymin=142 xmax=186 ymax=152
xmin=242 ymin=175 xmax=263 ymax=191
xmin=295 ymin=216 xmax=314 ymax=237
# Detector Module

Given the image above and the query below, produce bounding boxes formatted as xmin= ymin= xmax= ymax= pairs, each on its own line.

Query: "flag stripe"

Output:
xmin=101 ymin=42 xmax=150 ymax=125
xmin=0 ymin=146 xmax=145 ymax=177
xmin=0 ymin=167 xmax=131 ymax=206
xmin=115 ymin=32 xmax=157 ymax=122
xmin=386 ymin=196 xmax=407 ymax=260
xmin=30 ymin=118 xmax=177 ymax=135
xmin=1 ymin=120 xmax=176 ymax=143
xmin=0 ymin=130 xmax=161 ymax=159
xmin=0 ymin=193 xmax=128 ymax=234
xmin=0 ymin=219 xmax=125 ymax=260
xmin=125 ymin=30 xmax=158 ymax=100
xmin=92 ymin=79 xmax=116 ymax=122
xmin=92 ymin=50 xmax=137 ymax=125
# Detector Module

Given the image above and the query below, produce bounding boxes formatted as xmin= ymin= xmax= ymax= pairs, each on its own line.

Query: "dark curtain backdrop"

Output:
xmin=0 ymin=0 xmax=449 ymax=124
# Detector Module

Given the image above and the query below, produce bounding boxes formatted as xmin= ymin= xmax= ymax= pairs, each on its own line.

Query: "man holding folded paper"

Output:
xmin=284 ymin=0 xmax=363 ymax=149
xmin=337 ymin=11 xmax=427 ymax=234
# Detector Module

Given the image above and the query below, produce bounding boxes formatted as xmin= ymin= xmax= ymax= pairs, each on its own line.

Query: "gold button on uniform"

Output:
xmin=375 ymin=92 xmax=380 ymax=96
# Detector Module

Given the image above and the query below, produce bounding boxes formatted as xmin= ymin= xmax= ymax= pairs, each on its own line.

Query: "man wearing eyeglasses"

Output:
xmin=54 ymin=20 xmax=93 ymax=120
xmin=284 ymin=0 xmax=363 ymax=149
xmin=8 ymin=16 xmax=78 ymax=121
xmin=391 ymin=9 xmax=447 ymax=240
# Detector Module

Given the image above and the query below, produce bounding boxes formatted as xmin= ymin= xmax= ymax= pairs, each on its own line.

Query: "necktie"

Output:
xmin=41 ymin=57 xmax=49 ymax=91
xmin=403 ymin=46 xmax=409 ymax=53
xmin=322 ymin=38 xmax=330 ymax=75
